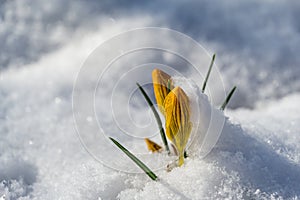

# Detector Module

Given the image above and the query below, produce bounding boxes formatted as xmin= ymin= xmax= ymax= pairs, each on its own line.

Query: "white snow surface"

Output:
xmin=1 ymin=1 xmax=300 ymax=199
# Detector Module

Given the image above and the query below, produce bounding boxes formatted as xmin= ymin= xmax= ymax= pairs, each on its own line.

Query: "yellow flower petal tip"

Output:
xmin=145 ymin=138 xmax=162 ymax=153
xmin=164 ymin=86 xmax=192 ymax=166
xmin=152 ymin=69 xmax=174 ymax=114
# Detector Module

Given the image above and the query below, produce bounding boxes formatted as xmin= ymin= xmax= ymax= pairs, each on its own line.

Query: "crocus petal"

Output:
xmin=164 ymin=86 xmax=192 ymax=166
xmin=152 ymin=69 xmax=173 ymax=114
xmin=144 ymin=138 xmax=162 ymax=152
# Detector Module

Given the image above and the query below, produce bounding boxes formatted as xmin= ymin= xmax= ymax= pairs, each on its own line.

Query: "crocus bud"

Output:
xmin=152 ymin=69 xmax=173 ymax=114
xmin=164 ymin=87 xmax=192 ymax=166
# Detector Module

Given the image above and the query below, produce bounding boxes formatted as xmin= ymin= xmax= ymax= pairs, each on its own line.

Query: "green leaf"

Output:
xmin=220 ymin=86 xmax=237 ymax=111
xmin=202 ymin=54 xmax=216 ymax=93
xmin=136 ymin=82 xmax=170 ymax=154
xmin=167 ymin=79 xmax=172 ymax=94
xmin=109 ymin=137 xmax=158 ymax=181
xmin=184 ymin=151 xmax=188 ymax=158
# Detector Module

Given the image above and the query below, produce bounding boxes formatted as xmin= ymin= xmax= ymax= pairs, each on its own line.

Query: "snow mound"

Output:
xmin=1 ymin=2 xmax=300 ymax=198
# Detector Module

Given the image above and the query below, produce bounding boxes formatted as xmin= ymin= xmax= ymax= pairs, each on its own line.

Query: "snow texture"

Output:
xmin=1 ymin=0 xmax=300 ymax=199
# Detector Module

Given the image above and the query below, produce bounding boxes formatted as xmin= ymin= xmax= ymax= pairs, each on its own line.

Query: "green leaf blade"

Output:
xmin=220 ymin=86 xmax=237 ymax=111
xmin=109 ymin=137 xmax=158 ymax=181
xmin=136 ymin=82 xmax=170 ymax=154
xmin=202 ymin=54 xmax=216 ymax=93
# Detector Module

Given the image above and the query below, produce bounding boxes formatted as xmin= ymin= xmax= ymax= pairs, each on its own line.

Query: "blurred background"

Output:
xmin=1 ymin=0 xmax=300 ymax=108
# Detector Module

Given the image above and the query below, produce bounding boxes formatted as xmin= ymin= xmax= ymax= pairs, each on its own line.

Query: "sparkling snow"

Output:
xmin=1 ymin=0 xmax=300 ymax=199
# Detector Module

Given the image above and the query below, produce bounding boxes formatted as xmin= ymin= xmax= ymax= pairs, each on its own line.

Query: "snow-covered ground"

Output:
xmin=1 ymin=1 xmax=300 ymax=199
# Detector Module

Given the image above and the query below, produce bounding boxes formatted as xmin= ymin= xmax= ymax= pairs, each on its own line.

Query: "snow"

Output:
xmin=1 ymin=0 xmax=300 ymax=199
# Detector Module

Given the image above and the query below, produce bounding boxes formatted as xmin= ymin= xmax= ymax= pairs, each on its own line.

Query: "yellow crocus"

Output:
xmin=164 ymin=87 xmax=192 ymax=166
xmin=152 ymin=69 xmax=174 ymax=114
